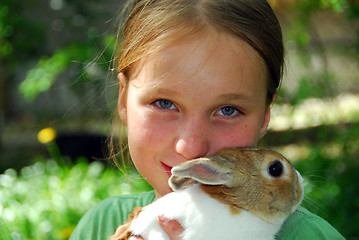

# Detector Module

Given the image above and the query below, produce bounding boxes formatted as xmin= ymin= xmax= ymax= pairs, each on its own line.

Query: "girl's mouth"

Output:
xmin=161 ymin=162 xmax=172 ymax=177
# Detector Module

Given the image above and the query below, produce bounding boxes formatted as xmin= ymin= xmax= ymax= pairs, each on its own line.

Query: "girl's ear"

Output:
xmin=259 ymin=106 xmax=271 ymax=139
xmin=259 ymin=94 xmax=277 ymax=139
xmin=117 ymin=72 xmax=128 ymax=125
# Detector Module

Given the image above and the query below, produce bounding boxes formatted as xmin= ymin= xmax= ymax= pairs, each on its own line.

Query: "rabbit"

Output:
xmin=111 ymin=147 xmax=304 ymax=240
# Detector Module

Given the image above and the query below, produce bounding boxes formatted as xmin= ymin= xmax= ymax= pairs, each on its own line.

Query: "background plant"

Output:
xmin=1 ymin=0 xmax=358 ymax=239
xmin=0 ymin=157 xmax=151 ymax=240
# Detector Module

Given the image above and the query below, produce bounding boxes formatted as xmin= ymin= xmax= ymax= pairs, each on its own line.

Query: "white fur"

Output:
xmin=130 ymin=184 xmax=284 ymax=240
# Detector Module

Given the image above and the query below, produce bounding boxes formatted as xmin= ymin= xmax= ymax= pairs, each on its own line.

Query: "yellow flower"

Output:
xmin=37 ymin=127 xmax=57 ymax=144
xmin=60 ymin=226 xmax=76 ymax=239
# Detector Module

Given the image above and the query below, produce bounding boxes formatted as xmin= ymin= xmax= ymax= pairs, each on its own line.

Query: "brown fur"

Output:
xmin=170 ymin=177 xmax=197 ymax=191
xmin=111 ymin=207 xmax=143 ymax=240
xmin=200 ymin=148 xmax=303 ymax=223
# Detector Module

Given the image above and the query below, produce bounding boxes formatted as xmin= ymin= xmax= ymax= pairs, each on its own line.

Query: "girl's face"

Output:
xmin=118 ymin=30 xmax=271 ymax=198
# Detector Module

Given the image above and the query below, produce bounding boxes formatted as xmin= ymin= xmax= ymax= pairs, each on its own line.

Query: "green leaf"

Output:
xmin=18 ymin=44 xmax=96 ymax=102
xmin=19 ymin=49 xmax=70 ymax=102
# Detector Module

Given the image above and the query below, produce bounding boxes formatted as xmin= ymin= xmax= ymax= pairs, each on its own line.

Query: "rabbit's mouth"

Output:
xmin=161 ymin=162 xmax=173 ymax=177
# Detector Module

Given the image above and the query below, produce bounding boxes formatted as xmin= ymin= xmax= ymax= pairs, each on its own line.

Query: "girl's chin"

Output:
xmin=155 ymin=185 xmax=174 ymax=199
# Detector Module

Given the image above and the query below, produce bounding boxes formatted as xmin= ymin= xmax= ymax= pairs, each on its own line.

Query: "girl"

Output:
xmin=70 ymin=0 xmax=345 ymax=239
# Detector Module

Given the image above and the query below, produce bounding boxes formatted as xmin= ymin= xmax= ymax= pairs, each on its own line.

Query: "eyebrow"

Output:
xmin=217 ymin=93 xmax=255 ymax=103
xmin=152 ymin=87 xmax=179 ymax=96
xmin=150 ymin=86 xmax=179 ymax=96
xmin=141 ymin=86 xmax=181 ymax=99
xmin=142 ymin=85 xmax=256 ymax=104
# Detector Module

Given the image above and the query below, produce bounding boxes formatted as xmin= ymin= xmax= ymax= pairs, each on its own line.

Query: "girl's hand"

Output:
xmin=128 ymin=216 xmax=184 ymax=240
xmin=129 ymin=236 xmax=143 ymax=240
xmin=158 ymin=215 xmax=184 ymax=240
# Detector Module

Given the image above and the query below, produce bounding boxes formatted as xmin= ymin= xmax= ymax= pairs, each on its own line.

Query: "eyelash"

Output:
xmin=152 ymin=99 xmax=177 ymax=110
xmin=215 ymin=105 xmax=242 ymax=118
xmin=152 ymin=99 xmax=243 ymax=118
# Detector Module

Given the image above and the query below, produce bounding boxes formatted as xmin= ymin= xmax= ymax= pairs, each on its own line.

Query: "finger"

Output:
xmin=129 ymin=236 xmax=143 ymax=240
xmin=157 ymin=215 xmax=184 ymax=240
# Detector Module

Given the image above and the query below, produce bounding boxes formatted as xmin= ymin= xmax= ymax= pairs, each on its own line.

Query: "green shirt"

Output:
xmin=70 ymin=191 xmax=345 ymax=240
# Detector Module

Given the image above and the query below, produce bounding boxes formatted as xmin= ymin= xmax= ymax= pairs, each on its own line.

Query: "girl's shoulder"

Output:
xmin=70 ymin=191 xmax=156 ymax=240
xmin=277 ymin=206 xmax=345 ymax=240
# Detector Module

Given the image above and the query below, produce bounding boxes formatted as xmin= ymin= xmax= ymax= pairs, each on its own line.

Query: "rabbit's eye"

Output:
xmin=268 ymin=160 xmax=283 ymax=178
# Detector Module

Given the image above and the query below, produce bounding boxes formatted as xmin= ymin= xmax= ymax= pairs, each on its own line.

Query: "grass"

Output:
xmin=0 ymin=157 xmax=152 ymax=240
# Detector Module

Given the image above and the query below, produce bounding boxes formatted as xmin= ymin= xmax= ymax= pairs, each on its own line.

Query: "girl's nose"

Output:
xmin=175 ymin=118 xmax=210 ymax=160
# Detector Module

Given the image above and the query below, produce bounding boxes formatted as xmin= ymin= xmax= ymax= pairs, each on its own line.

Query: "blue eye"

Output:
xmin=216 ymin=106 xmax=239 ymax=117
xmin=154 ymin=99 xmax=176 ymax=110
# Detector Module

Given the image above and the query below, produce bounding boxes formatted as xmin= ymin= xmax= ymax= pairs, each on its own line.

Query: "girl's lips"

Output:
xmin=161 ymin=162 xmax=173 ymax=177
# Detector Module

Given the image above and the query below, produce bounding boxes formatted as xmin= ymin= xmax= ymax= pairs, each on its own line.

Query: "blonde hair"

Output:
xmin=116 ymin=0 xmax=283 ymax=102
xmin=111 ymin=0 xmax=284 ymax=166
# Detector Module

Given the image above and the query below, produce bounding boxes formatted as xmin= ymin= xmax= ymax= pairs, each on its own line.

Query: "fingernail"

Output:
xmin=158 ymin=214 xmax=168 ymax=222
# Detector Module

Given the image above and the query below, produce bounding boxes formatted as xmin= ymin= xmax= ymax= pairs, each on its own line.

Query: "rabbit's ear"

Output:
xmin=170 ymin=156 xmax=233 ymax=187
xmin=169 ymin=176 xmax=198 ymax=191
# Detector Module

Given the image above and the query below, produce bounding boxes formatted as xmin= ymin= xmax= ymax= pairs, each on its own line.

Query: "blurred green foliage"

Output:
xmin=18 ymin=32 xmax=116 ymax=102
xmin=290 ymin=73 xmax=337 ymax=105
xmin=287 ymin=0 xmax=355 ymax=48
xmin=291 ymin=123 xmax=359 ymax=239
xmin=265 ymin=119 xmax=359 ymax=239
xmin=1 ymin=0 xmax=359 ymax=239
xmin=281 ymin=0 xmax=359 ymax=106
xmin=0 ymin=158 xmax=152 ymax=240
xmin=19 ymin=44 xmax=95 ymax=102
xmin=0 ymin=5 xmax=13 ymax=58
xmin=0 ymin=0 xmax=45 ymax=68
xmin=0 ymin=0 xmax=118 ymax=110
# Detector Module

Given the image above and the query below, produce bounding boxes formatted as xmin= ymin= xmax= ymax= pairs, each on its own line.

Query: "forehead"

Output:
xmin=130 ymin=29 xmax=267 ymax=89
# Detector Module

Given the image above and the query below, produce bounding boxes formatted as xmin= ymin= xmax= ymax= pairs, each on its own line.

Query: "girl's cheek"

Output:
xmin=140 ymin=113 xmax=177 ymax=138
xmin=213 ymin=122 xmax=260 ymax=148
